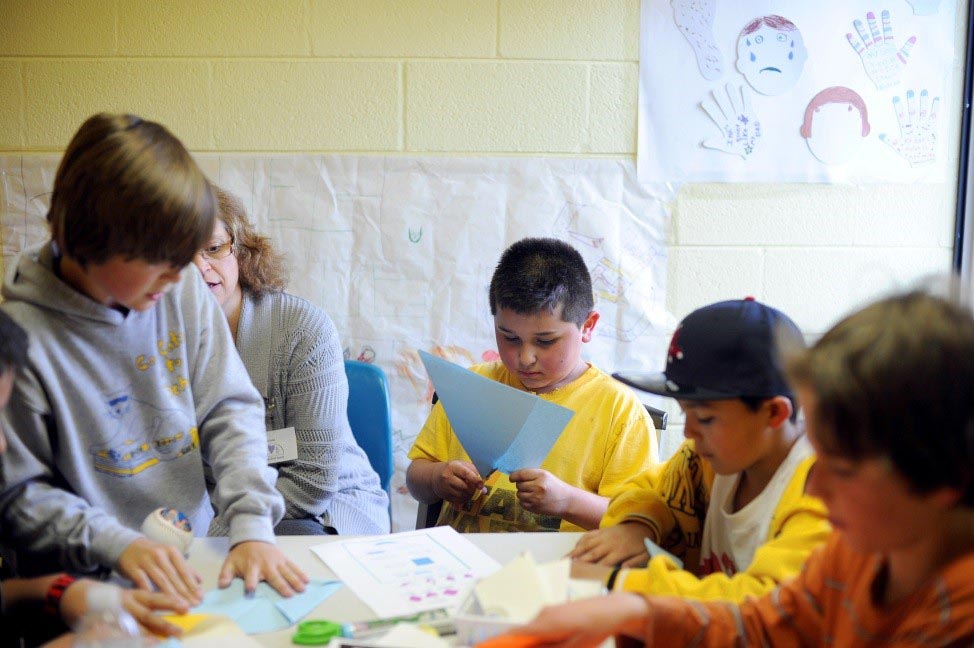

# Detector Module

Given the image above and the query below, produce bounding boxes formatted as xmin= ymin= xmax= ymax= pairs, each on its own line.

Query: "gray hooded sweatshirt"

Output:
xmin=0 ymin=243 xmax=283 ymax=573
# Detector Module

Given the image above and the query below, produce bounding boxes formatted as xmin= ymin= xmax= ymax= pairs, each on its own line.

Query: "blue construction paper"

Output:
xmin=419 ymin=350 xmax=574 ymax=477
xmin=192 ymin=578 xmax=342 ymax=634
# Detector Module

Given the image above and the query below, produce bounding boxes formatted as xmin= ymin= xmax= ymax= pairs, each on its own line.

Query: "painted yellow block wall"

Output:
xmin=0 ymin=0 xmax=963 ymax=341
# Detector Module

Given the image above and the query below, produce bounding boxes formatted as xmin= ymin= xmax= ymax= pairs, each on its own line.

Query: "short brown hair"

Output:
xmin=48 ymin=113 xmax=215 ymax=267
xmin=488 ymin=237 xmax=594 ymax=327
xmin=789 ymin=290 xmax=974 ymax=505
xmin=214 ymin=187 xmax=287 ymax=295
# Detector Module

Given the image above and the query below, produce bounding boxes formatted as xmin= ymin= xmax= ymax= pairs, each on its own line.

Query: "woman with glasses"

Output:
xmin=193 ymin=187 xmax=389 ymax=536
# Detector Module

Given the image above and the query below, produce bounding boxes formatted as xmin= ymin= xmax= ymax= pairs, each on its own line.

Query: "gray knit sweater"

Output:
xmin=237 ymin=291 xmax=389 ymax=535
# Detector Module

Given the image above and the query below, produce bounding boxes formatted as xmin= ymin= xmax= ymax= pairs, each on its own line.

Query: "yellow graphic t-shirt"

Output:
xmin=408 ymin=361 xmax=658 ymax=532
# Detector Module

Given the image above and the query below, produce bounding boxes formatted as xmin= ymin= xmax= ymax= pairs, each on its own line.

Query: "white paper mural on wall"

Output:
xmin=0 ymin=154 xmax=671 ymax=531
xmin=638 ymin=0 xmax=957 ymax=183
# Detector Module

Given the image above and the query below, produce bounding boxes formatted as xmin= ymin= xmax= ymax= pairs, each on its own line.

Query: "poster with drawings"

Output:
xmin=0 ymin=153 xmax=670 ymax=531
xmin=638 ymin=0 xmax=958 ymax=183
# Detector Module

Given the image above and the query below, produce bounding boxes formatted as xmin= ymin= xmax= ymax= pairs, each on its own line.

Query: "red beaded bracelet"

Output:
xmin=43 ymin=574 xmax=77 ymax=617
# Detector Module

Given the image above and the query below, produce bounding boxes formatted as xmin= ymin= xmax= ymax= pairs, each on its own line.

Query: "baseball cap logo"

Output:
xmin=667 ymin=325 xmax=684 ymax=364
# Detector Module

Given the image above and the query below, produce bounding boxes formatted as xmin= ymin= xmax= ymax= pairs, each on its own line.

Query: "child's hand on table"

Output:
xmin=118 ymin=537 xmax=203 ymax=606
xmin=219 ymin=540 xmax=309 ymax=597
xmin=569 ymin=523 xmax=653 ymax=567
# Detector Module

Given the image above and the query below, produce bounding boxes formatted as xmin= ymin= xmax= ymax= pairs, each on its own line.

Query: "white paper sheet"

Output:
xmin=310 ymin=526 xmax=501 ymax=618
xmin=638 ymin=0 xmax=958 ymax=183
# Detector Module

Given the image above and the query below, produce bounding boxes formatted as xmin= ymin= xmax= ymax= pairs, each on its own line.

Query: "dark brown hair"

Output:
xmin=789 ymin=291 xmax=974 ymax=504
xmin=488 ymin=237 xmax=594 ymax=327
xmin=48 ymin=113 xmax=215 ymax=267
xmin=214 ymin=187 xmax=287 ymax=295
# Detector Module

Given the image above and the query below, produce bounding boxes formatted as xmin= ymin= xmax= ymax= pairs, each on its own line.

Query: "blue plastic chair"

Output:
xmin=344 ymin=360 xmax=394 ymax=495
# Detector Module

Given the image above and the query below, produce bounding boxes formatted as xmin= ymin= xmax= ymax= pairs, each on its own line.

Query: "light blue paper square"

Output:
xmin=419 ymin=350 xmax=574 ymax=477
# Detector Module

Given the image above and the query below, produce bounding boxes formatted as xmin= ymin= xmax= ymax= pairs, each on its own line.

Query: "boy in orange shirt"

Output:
xmin=487 ymin=290 xmax=974 ymax=647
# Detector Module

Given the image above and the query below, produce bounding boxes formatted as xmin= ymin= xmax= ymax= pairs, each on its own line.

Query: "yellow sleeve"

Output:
xmin=595 ymin=405 xmax=659 ymax=500
xmin=619 ymin=456 xmax=830 ymax=602
xmin=603 ymin=440 xmax=712 ymax=549
xmin=407 ymin=402 xmax=466 ymax=464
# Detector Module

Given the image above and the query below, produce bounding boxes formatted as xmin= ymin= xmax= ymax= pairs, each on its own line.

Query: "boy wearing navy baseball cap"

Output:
xmin=569 ymin=298 xmax=831 ymax=602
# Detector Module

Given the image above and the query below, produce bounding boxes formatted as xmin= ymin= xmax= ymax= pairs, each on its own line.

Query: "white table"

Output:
xmin=188 ymin=533 xmax=583 ymax=646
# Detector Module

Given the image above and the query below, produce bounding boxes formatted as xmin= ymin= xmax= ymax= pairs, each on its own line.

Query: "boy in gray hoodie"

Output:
xmin=0 ymin=113 xmax=308 ymax=603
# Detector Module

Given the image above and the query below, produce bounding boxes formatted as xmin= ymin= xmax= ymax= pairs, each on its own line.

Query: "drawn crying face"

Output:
xmin=736 ymin=16 xmax=807 ymax=96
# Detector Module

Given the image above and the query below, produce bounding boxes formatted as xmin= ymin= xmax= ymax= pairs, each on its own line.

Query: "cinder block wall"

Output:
xmin=0 ymin=0 xmax=964 ymax=446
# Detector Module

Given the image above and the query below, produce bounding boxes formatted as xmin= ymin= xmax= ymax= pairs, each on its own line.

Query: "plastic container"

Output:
xmin=73 ymin=584 xmax=143 ymax=648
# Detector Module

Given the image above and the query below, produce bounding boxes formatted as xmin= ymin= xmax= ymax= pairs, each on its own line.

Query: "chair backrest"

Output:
xmin=645 ymin=404 xmax=668 ymax=432
xmin=344 ymin=360 xmax=394 ymax=494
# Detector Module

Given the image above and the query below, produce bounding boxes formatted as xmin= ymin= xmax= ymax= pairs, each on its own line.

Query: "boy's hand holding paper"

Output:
xmin=509 ymin=469 xmax=572 ymax=517
xmin=433 ymin=460 xmax=487 ymax=507
xmin=418 ymin=351 xmax=574 ymax=479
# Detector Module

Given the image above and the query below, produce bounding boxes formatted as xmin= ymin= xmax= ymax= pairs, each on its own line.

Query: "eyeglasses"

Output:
xmin=198 ymin=239 xmax=234 ymax=261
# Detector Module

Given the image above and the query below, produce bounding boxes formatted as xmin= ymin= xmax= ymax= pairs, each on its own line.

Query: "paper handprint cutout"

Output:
xmin=847 ymin=10 xmax=917 ymax=90
xmin=907 ymin=0 xmax=942 ymax=15
xmin=701 ymin=84 xmax=762 ymax=159
xmin=801 ymin=87 xmax=871 ymax=166
xmin=672 ymin=0 xmax=724 ymax=81
xmin=880 ymin=89 xmax=940 ymax=166
xmin=736 ymin=15 xmax=808 ymax=96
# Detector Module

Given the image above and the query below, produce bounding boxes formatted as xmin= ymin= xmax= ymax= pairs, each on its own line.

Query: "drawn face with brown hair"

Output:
xmin=736 ymin=16 xmax=807 ymax=96
xmin=802 ymin=87 xmax=871 ymax=166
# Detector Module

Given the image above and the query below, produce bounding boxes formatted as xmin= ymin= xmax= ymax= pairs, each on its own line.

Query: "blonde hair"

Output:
xmin=214 ymin=187 xmax=288 ymax=295
xmin=49 ymin=113 xmax=214 ymax=267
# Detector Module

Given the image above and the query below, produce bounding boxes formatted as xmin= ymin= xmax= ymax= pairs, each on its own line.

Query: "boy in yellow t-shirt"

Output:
xmin=406 ymin=237 xmax=658 ymax=532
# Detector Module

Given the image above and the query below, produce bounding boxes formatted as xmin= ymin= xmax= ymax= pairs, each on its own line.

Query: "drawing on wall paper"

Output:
xmin=396 ymin=345 xmax=478 ymax=405
xmin=736 ymin=15 xmax=808 ymax=96
xmin=343 ymin=345 xmax=377 ymax=363
xmin=801 ymin=87 xmax=871 ymax=166
xmin=846 ymin=10 xmax=916 ymax=91
xmin=551 ymin=204 xmax=662 ymax=343
xmin=906 ymin=0 xmax=942 ymax=15
xmin=880 ymin=89 xmax=940 ymax=166
xmin=672 ymin=0 xmax=724 ymax=81
xmin=701 ymin=84 xmax=762 ymax=159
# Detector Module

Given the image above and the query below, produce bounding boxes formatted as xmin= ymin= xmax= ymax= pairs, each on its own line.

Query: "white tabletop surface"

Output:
xmin=187 ymin=532 xmax=583 ymax=646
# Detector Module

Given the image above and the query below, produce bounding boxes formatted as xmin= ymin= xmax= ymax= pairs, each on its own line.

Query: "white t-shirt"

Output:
xmin=698 ymin=435 xmax=813 ymax=576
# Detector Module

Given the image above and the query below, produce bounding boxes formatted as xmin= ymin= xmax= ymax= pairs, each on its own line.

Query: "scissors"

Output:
xmin=292 ymin=619 xmax=344 ymax=645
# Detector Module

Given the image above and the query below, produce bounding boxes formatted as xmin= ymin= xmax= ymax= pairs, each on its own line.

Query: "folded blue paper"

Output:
xmin=191 ymin=578 xmax=342 ymax=634
xmin=419 ymin=350 xmax=574 ymax=477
